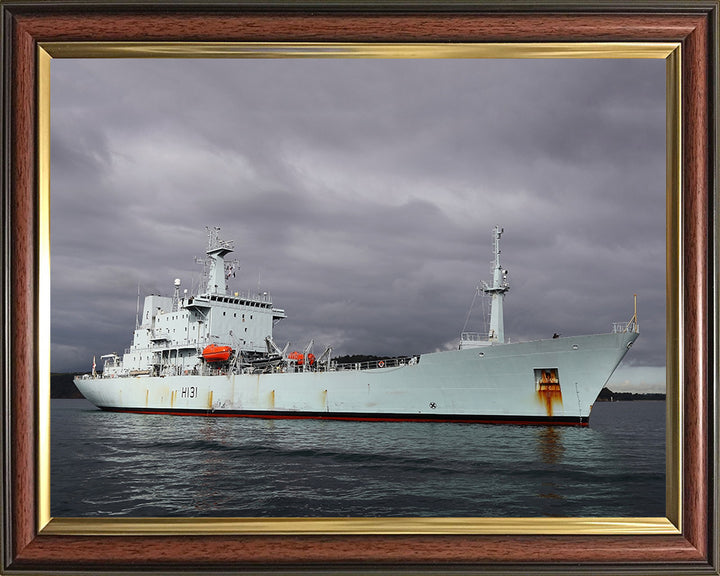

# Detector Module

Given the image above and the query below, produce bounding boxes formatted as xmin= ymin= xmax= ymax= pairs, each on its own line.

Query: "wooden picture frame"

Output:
xmin=2 ymin=1 xmax=717 ymax=573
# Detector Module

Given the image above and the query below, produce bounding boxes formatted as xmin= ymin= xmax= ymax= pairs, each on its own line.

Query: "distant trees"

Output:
xmin=596 ymin=387 xmax=665 ymax=402
xmin=50 ymin=373 xmax=84 ymax=398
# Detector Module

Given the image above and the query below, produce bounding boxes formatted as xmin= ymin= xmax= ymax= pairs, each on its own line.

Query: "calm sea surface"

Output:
xmin=51 ymin=399 xmax=665 ymax=517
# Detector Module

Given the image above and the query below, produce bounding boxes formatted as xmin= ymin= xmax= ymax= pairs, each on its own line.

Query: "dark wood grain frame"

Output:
xmin=1 ymin=1 xmax=717 ymax=574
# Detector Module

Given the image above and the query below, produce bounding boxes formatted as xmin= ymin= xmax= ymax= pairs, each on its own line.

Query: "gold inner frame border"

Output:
xmin=36 ymin=41 xmax=682 ymax=537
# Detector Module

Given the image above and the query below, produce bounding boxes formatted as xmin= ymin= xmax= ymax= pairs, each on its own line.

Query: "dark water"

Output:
xmin=51 ymin=399 xmax=665 ymax=517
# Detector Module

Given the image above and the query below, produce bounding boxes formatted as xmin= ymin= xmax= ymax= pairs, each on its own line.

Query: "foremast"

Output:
xmin=459 ymin=225 xmax=510 ymax=349
xmin=482 ymin=225 xmax=510 ymax=343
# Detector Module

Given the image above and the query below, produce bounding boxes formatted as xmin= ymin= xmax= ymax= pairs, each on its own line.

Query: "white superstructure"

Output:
xmin=75 ymin=227 xmax=639 ymax=426
xmin=99 ymin=227 xmax=286 ymax=380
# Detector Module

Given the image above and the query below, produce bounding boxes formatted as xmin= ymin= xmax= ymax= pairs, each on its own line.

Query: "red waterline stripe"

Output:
xmin=98 ymin=407 xmax=589 ymax=426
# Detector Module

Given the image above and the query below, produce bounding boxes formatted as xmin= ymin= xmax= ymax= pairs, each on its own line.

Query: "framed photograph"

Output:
xmin=2 ymin=1 xmax=717 ymax=574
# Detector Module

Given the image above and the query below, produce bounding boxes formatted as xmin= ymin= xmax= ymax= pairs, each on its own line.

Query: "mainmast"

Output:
xmin=481 ymin=225 xmax=510 ymax=343
xmin=204 ymin=226 xmax=234 ymax=295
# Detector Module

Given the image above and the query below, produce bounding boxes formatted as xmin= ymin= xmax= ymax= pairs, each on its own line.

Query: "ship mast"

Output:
xmin=204 ymin=226 xmax=234 ymax=295
xmin=481 ymin=225 xmax=510 ymax=343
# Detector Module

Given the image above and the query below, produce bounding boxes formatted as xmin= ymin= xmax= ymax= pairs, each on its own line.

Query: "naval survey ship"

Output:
xmin=74 ymin=226 xmax=639 ymax=425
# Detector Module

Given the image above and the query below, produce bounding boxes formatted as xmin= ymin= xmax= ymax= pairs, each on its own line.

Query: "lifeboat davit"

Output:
xmin=202 ymin=344 xmax=233 ymax=363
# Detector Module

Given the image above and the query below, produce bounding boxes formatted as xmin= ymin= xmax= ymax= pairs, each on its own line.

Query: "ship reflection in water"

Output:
xmin=537 ymin=426 xmax=565 ymax=465
xmin=535 ymin=426 xmax=566 ymax=503
xmin=51 ymin=399 xmax=665 ymax=518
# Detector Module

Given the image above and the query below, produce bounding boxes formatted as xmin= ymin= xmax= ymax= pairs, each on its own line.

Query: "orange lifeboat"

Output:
xmin=288 ymin=351 xmax=315 ymax=366
xmin=202 ymin=344 xmax=233 ymax=363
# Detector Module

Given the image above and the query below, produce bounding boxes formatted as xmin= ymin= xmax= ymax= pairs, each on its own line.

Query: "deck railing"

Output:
xmin=612 ymin=320 xmax=639 ymax=334
xmin=460 ymin=332 xmax=486 ymax=342
xmin=332 ymin=356 xmax=418 ymax=372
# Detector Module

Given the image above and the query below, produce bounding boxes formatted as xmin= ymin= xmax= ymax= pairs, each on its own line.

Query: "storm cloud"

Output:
xmin=50 ymin=57 xmax=666 ymax=391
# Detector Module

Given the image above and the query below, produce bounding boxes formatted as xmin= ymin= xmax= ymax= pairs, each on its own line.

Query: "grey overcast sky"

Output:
xmin=50 ymin=57 xmax=666 ymax=392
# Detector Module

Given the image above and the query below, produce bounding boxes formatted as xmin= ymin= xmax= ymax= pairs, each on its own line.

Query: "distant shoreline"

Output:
xmin=50 ymin=373 xmax=665 ymax=401
xmin=51 ymin=373 xmax=84 ymax=399
xmin=596 ymin=387 xmax=666 ymax=402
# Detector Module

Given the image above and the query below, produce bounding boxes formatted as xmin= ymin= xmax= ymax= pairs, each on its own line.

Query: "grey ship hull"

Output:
xmin=74 ymin=330 xmax=637 ymax=426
